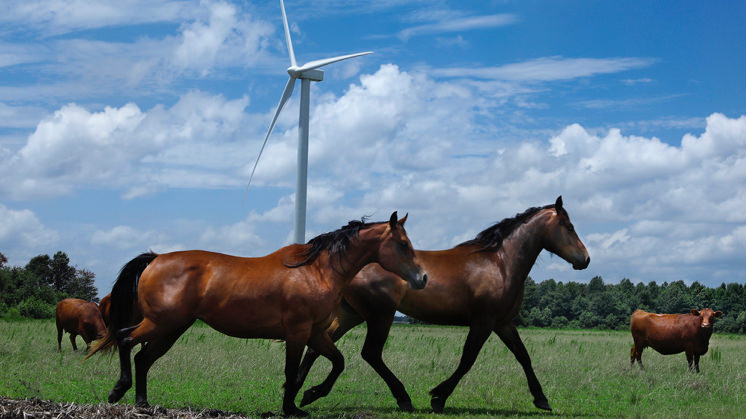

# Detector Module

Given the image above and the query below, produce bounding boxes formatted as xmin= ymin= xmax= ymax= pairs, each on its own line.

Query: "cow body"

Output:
xmin=55 ymin=298 xmax=106 ymax=352
xmin=630 ymin=308 xmax=722 ymax=372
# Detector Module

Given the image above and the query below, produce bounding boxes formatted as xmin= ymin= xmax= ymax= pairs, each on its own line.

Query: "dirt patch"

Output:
xmin=0 ymin=397 xmax=269 ymax=418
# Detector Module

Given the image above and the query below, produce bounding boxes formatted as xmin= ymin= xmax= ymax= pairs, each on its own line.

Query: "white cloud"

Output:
xmin=0 ymin=204 xmax=58 ymax=253
xmin=398 ymin=13 xmax=518 ymax=40
xmin=433 ymin=56 xmax=654 ymax=81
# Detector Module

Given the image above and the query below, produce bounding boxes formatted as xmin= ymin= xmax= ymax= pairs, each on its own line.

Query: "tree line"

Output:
xmin=0 ymin=251 xmax=98 ymax=319
xmin=2 ymin=251 xmax=745 ymax=333
xmin=515 ymin=276 xmax=746 ymax=333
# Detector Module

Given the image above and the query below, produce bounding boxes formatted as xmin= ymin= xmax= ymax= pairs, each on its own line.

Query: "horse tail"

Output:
xmin=86 ymin=252 xmax=159 ymax=359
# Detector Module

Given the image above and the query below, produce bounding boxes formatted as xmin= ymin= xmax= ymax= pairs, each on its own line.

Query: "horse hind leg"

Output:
xmin=430 ymin=319 xmax=492 ymax=413
xmin=294 ymin=300 xmax=364 ymax=392
xmin=108 ymin=323 xmax=141 ymax=403
xmin=299 ymin=330 xmax=346 ymax=409
xmin=133 ymin=321 xmax=193 ymax=407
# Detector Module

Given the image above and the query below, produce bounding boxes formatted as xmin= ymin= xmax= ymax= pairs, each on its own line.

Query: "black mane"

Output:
xmin=286 ymin=218 xmax=383 ymax=268
xmin=457 ymin=204 xmax=556 ymax=252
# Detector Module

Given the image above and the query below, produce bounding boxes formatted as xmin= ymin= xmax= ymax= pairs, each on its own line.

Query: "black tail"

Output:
xmin=86 ymin=252 xmax=158 ymax=358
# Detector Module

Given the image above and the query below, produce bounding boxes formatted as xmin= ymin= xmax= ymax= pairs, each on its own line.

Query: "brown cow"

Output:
xmin=630 ymin=308 xmax=722 ymax=372
xmin=55 ymin=298 xmax=106 ymax=352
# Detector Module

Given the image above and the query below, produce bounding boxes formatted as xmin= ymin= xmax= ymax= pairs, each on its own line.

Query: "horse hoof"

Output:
xmin=534 ymin=399 xmax=552 ymax=411
xmin=135 ymin=400 xmax=150 ymax=408
xmin=397 ymin=399 xmax=414 ymax=412
xmin=299 ymin=388 xmax=318 ymax=407
xmin=430 ymin=396 xmax=446 ymax=413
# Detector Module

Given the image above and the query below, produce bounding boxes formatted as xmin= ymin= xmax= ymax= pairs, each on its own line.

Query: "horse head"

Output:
xmin=371 ymin=212 xmax=428 ymax=289
xmin=542 ymin=196 xmax=590 ymax=270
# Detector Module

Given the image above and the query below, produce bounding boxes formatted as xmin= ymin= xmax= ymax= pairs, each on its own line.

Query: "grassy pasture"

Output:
xmin=1 ymin=320 xmax=745 ymax=418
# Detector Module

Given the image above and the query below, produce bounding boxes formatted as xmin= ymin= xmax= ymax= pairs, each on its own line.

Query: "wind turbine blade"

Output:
xmin=280 ymin=0 xmax=296 ymax=67
xmin=297 ymin=51 xmax=373 ymax=73
xmin=246 ymin=76 xmax=296 ymax=192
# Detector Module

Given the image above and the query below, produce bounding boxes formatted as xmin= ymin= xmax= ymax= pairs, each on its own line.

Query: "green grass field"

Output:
xmin=1 ymin=319 xmax=744 ymax=418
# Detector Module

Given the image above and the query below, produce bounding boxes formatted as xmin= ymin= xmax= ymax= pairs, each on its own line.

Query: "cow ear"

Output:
xmin=690 ymin=309 xmax=700 ymax=316
xmin=715 ymin=311 xmax=723 ymax=318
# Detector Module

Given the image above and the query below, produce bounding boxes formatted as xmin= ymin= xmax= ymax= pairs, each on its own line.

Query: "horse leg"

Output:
xmin=299 ymin=330 xmax=345 ymax=408
xmin=495 ymin=323 xmax=551 ymax=411
xmin=359 ymin=314 xmax=413 ymax=411
xmin=429 ymin=320 xmax=492 ymax=413
xmin=283 ymin=327 xmax=312 ymax=417
xmin=108 ymin=324 xmax=141 ymax=403
xmin=294 ymin=303 xmax=363 ymax=391
xmin=133 ymin=322 xmax=192 ymax=407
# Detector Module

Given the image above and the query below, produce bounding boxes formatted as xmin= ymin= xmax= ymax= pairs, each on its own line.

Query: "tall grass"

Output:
xmin=1 ymin=320 xmax=744 ymax=418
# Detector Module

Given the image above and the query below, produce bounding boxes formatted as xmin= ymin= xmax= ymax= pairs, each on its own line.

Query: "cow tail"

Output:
xmin=86 ymin=252 xmax=159 ymax=359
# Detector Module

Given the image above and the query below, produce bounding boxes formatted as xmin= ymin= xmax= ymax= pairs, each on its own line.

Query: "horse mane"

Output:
xmin=457 ymin=203 xmax=557 ymax=252
xmin=286 ymin=217 xmax=383 ymax=268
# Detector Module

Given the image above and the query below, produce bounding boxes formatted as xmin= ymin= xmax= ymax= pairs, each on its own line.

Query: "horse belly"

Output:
xmin=198 ymin=299 xmax=285 ymax=340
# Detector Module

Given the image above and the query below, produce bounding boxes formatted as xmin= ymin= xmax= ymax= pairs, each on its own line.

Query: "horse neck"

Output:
xmin=497 ymin=210 xmax=551 ymax=285
xmin=317 ymin=229 xmax=381 ymax=289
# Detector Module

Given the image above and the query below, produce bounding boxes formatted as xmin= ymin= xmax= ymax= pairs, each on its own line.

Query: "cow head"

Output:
xmin=690 ymin=308 xmax=723 ymax=329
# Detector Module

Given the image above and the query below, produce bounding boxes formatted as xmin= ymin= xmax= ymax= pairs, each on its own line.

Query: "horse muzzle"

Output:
xmin=409 ymin=271 xmax=428 ymax=290
xmin=573 ymin=256 xmax=590 ymax=270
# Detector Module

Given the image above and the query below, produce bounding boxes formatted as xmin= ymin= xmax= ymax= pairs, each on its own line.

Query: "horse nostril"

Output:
xmin=422 ymin=274 xmax=428 ymax=285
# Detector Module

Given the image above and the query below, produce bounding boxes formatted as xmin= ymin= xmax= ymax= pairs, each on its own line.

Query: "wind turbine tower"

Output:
xmin=248 ymin=0 xmax=372 ymax=244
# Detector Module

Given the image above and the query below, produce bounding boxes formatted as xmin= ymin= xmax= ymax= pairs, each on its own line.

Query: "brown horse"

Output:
xmin=98 ymin=293 xmax=111 ymax=326
xmin=87 ymin=212 xmax=426 ymax=417
xmin=55 ymin=298 xmax=106 ymax=352
xmin=295 ymin=197 xmax=589 ymax=412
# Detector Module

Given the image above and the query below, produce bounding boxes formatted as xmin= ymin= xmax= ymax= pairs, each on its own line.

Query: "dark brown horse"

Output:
xmin=55 ymin=298 xmax=106 ymax=352
xmin=296 ymin=197 xmax=589 ymax=412
xmin=87 ymin=212 xmax=426 ymax=417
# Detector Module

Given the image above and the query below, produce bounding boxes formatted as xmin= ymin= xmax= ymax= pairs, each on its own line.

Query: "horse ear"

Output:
xmin=555 ymin=196 xmax=563 ymax=211
xmin=715 ymin=310 xmax=723 ymax=318
xmin=690 ymin=309 xmax=700 ymax=316
xmin=389 ymin=211 xmax=398 ymax=229
xmin=399 ymin=212 xmax=408 ymax=226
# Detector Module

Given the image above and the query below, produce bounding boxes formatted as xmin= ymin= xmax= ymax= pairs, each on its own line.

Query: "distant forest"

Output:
xmin=0 ymin=251 xmax=98 ymax=320
xmin=2 ymin=252 xmax=745 ymax=333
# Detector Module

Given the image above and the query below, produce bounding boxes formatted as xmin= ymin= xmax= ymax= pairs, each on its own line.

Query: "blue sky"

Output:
xmin=1 ymin=0 xmax=745 ymax=296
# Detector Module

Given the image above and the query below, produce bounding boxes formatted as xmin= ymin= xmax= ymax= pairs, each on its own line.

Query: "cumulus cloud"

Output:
xmin=0 ymin=91 xmax=251 ymax=199
xmin=0 ymin=204 xmax=58 ymax=258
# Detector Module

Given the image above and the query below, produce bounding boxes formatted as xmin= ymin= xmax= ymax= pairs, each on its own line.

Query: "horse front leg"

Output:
xmin=429 ymin=319 xmax=492 ymax=413
xmin=495 ymin=322 xmax=551 ymax=411
xmin=283 ymin=328 xmax=312 ymax=417
xmin=299 ymin=330 xmax=345 ymax=408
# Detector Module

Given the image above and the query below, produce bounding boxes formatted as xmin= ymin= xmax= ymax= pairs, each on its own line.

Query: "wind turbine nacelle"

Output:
xmin=287 ymin=68 xmax=324 ymax=81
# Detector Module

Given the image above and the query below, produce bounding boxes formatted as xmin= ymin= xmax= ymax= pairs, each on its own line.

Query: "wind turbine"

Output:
xmin=248 ymin=0 xmax=372 ymax=244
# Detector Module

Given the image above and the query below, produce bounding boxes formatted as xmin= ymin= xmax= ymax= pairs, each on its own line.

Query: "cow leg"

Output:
xmin=358 ymin=314 xmax=413 ymax=411
xmin=495 ymin=322 xmax=551 ymax=411
xmin=686 ymin=352 xmax=694 ymax=372
xmin=693 ymin=354 xmax=701 ymax=373
xmin=299 ymin=330 xmax=345 ymax=408
xmin=69 ymin=333 xmax=78 ymax=351
xmin=57 ymin=324 xmax=63 ymax=352
xmin=430 ymin=319 xmax=492 ymax=413
xmin=631 ymin=340 xmax=644 ymax=369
